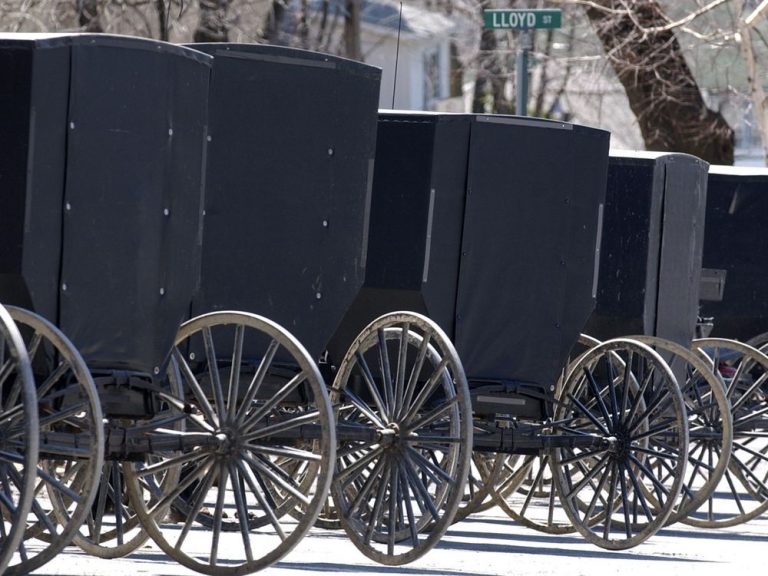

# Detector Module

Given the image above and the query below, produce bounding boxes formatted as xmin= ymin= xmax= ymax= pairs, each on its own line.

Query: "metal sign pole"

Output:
xmin=516 ymin=30 xmax=533 ymax=116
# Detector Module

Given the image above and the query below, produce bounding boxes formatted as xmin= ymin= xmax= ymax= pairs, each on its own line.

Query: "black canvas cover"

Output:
xmin=331 ymin=113 xmax=609 ymax=388
xmin=585 ymin=151 xmax=709 ymax=346
xmin=700 ymin=166 xmax=768 ymax=341
xmin=0 ymin=34 xmax=211 ymax=374
xmin=188 ymin=43 xmax=381 ymax=360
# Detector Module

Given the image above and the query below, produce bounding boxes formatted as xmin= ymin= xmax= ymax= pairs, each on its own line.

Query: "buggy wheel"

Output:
xmin=746 ymin=331 xmax=768 ymax=349
xmin=629 ymin=336 xmax=732 ymax=525
xmin=70 ymin=461 xmax=149 ymax=558
xmin=72 ymin=357 xmax=185 ymax=558
xmin=0 ymin=305 xmax=38 ymax=574
xmin=4 ymin=306 xmax=104 ymax=576
xmin=450 ymin=452 xmax=498 ymax=523
xmin=488 ymin=334 xmax=601 ymax=534
xmin=685 ymin=338 xmax=768 ymax=527
xmin=490 ymin=452 xmax=577 ymax=534
xmin=552 ymin=338 xmax=688 ymax=550
xmin=124 ymin=311 xmax=335 ymax=575
xmin=331 ymin=312 xmax=472 ymax=565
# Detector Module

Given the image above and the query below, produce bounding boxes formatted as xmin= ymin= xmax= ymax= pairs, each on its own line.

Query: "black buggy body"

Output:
xmin=585 ymin=150 xmax=709 ymax=346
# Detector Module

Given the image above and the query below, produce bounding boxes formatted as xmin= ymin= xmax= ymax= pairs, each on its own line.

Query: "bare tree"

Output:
xmin=78 ymin=0 xmax=104 ymax=31
xmin=194 ymin=0 xmax=230 ymax=42
xmin=581 ymin=0 xmax=734 ymax=164
xmin=343 ymin=0 xmax=361 ymax=59
xmin=737 ymin=0 xmax=768 ymax=161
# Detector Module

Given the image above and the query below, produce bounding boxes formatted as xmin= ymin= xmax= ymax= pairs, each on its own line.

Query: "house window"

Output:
xmin=423 ymin=49 xmax=440 ymax=110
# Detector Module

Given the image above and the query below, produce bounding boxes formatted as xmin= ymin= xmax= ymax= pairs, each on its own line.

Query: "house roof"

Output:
xmin=360 ymin=0 xmax=455 ymax=38
xmin=306 ymin=0 xmax=454 ymax=38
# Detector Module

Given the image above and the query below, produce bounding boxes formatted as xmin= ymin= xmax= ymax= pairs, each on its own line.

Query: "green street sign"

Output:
xmin=483 ymin=9 xmax=562 ymax=30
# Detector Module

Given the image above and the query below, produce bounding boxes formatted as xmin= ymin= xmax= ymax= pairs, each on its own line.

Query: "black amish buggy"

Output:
xmin=0 ymin=33 xmax=341 ymax=575
xmin=687 ymin=165 xmax=768 ymax=528
xmin=323 ymin=113 xmax=690 ymax=556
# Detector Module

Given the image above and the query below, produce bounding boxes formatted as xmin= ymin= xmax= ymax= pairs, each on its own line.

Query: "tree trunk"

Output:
xmin=78 ymin=0 xmax=103 ymax=32
xmin=738 ymin=16 xmax=768 ymax=162
xmin=585 ymin=0 xmax=734 ymax=164
xmin=344 ymin=0 xmax=362 ymax=61
xmin=157 ymin=0 xmax=169 ymax=41
xmin=194 ymin=0 xmax=230 ymax=43
xmin=472 ymin=4 xmax=514 ymax=115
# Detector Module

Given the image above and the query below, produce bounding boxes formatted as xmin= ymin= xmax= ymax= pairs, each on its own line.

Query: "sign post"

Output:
xmin=483 ymin=9 xmax=562 ymax=116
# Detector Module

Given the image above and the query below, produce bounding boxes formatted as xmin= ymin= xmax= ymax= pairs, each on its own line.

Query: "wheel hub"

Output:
xmin=215 ymin=428 xmax=240 ymax=456
xmin=378 ymin=422 xmax=403 ymax=449
xmin=607 ymin=424 xmax=632 ymax=461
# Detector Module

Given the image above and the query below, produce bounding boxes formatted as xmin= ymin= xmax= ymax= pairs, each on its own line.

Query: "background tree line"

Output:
xmin=2 ymin=0 xmax=768 ymax=165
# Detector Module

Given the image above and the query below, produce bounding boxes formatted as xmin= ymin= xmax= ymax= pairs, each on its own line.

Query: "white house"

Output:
xmin=357 ymin=0 xmax=455 ymax=110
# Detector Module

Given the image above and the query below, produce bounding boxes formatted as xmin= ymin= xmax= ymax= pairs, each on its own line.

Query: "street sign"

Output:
xmin=483 ymin=9 xmax=562 ymax=30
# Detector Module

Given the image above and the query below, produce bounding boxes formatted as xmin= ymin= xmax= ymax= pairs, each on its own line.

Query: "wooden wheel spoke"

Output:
xmin=227 ymin=324 xmax=245 ymax=421
xmin=37 ymin=466 xmax=83 ymax=504
xmin=398 ymin=465 xmax=419 ymax=547
xmin=234 ymin=339 xmax=280 ymax=425
xmin=243 ymin=409 xmax=322 ymax=442
xmin=244 ymin=443 xmax=321 ymax=462
xmin=732 ymin=401 xmax=768 ymax=427
xmin=402 ymin=357 xmax=451 ymax=423
xmin=147 ymin=456 xmax=213 ymax=516
xmin=581 ymin=456 xmax=612 ymax=521
xmin=229 ymin=463 xmax=255 ymax=564
xmin=565 ymin=391 xmax=610 ymax=436
xmin=728 ymin=453 xmax=768 ymax=497
xmin=376 ymin=328 xmax=394 ymax=417
xmin=240 ymin=452 xmax=312 ymax=506
xmin=602 ymin=461 xmax=619 ymax=539
xmin=35 ymin=362 xmax=70 ymax=399
xmin=387 ymin=461 xmax=399 ymax=555
xmin=337 ymin=446 xmax=384 ymax=486
xmin=209 ymin=464 xmax=229 ymax=565
xmin=39 ymin=401 xmax=89 ymax=431
xmin=399 ymin=332 xmax=432 ymax=421
xmin=237 ymin=460 xmax=287 ymax=541
xmin=631 ymin=417 xmax=683 ymax=443
xmin=405 ymin=446 xmax=453 ymax=485
xmin=630 ymin=391 xmax=676 ymax=434
xmin=731 ymin=371 xmax=768 ymax=412
xmin=242 ymin=371 xmax=307 ymax=432
xmin=402 ymin=454 xmax=440 ymax=521
xmin=174 ymin=462 xmax=218 ymax=550
xmin=393 ymin=324 xmax=409 ymax=421
xmin=202 ymin=327 xmax=227 ymax=423
xmin=363 ymin=457 xmax=391 ymax=545
xmin=627 ymin=453 xmax=671 ymax=501
xmin=563 ymin=451 xmax=611 ymax=499
xmin=135 ymin=449 xmax=208 ymax=480
xmin=722 ymin=468 xmax=747 ymax=515
xmin=172 ymin=348 xmax=218 ymax=425
xmin=339 ymin=388 xmax=386 ymax=428
xmin=404 ymin=395 xmax=457 ymax=433
xmin=347 ymin=456 xmax=388 ymax=518
xmin=625 ymin=364 xmax=656 ymax=426
xmin=354 ymin=351 xmax=389 ymax=424
xmin=616 ymin=463 xmax=633 ymax=538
